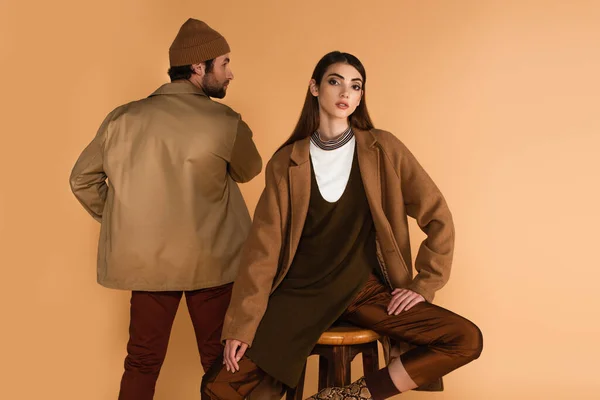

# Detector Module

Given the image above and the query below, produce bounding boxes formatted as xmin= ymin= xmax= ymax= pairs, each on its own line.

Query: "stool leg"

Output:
xmin=332 ymin=346 xmax=351 ymax=387
xmin=286 ymin=362 xmax=306 ymax=400
xmin=362 ymin=341 xmax=380 ymax=376
xmin=318 ymin=355 xmax=329 ymax=391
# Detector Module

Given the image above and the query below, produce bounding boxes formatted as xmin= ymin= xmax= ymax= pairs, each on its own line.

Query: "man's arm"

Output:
xmin=228 ymin=118 xmax=262 ymax=183
xmin=69 ymin=114 xmax=111 ymax=222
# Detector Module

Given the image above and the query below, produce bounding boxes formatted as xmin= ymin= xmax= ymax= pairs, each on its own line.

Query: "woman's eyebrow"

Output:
xmin=327 ymin=73 xmax=362 ymax=83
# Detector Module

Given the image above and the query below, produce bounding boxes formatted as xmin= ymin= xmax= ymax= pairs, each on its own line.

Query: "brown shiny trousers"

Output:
xmin=201 ymin=276 xmax=483 ymax=399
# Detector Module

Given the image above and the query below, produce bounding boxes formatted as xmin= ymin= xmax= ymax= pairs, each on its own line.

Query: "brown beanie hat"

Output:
xmin=169 ymin=19 xmax=230 ymax=67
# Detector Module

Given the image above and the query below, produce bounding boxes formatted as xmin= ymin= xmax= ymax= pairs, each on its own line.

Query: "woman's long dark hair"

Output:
xmin=278 ymin=51 xmax=374 ymax=151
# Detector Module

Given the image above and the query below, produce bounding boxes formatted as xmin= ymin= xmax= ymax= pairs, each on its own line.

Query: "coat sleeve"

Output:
xmin=228 ymin=117 xmax=263 ymax=183
xmin=221 ymin=158 xmax=282 ymax=346
xmin=69 ymin=113 xmax=111 ymax=222
xmin=397 ymin=141 xmax=455 ymax=303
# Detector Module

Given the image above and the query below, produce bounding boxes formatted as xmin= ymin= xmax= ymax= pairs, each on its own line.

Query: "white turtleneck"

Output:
xmin=309 ymin=136 xmax=356 ymax=203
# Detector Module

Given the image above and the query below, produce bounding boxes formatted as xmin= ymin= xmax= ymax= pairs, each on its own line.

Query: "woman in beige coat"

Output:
xmin=202 ymin=51 xmax=483 ymax=400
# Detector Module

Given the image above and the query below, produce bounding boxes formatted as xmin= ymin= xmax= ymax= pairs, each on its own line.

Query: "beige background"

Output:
xmin=1 ymin=1 xmax=599 ymax=399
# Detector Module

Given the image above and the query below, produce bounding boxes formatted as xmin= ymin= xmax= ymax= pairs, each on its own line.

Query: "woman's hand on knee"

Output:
xmin=387 ymin=289 xmax=425 ymax=315
xmin=224 ymin=339 xmax=249 ymax=373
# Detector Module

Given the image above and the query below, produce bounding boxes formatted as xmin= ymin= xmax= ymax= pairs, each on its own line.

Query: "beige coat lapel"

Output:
xmin=356 ymin=129 xmax=411 ymax=281
xmin=355 ymin=129 xmax=382 ymax=215
xmin=285 ymin=137 xmax=312 ymax=273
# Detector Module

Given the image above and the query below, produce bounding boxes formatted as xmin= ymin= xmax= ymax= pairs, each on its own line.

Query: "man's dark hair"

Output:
xmin=204 ymin=59 xmax=215 ymax=73
xmin=167 ymin=59 xmax=214 ymax=82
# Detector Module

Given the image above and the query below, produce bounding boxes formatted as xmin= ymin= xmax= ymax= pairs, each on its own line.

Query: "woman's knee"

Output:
xmin=453 ymin=317 xmax=484 ymax=361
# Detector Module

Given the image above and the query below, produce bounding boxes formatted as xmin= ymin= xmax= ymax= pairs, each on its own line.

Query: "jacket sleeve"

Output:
xmin=228 ymin=118 xmax=262 ymax=183
xmin=397 ymin=141 xmax=455 ymax=303
xmin=69 ymin=114 xmax=110 ymax=222
xmin=221 ymin=158 xmax=282 ymax=346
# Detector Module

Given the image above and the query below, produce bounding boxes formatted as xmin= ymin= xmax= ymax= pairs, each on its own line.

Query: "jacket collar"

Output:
xmin=289 ymin=128 xmax=378 ymax=165
xmin=149 ymin=80 xmax=208 ymax=97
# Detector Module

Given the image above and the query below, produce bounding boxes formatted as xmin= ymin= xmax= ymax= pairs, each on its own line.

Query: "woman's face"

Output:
xmin=310 ymin=62 xmax=364 ymax=121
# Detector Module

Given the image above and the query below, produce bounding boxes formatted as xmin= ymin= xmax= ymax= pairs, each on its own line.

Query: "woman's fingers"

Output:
xmin=233 ymin=343 xmax=249 ymax=371
xmin=404 ymin=295 xmax=425 ymax=311
xmin=387 ymin=289 xmax=411 ymax=314
xmin=223 ymin=339 xmax=249 ymax=372
xmin=224 ymin=340 xmax=239 ymax=373
xmin=388 ymin=289 xmax=425 ymax=315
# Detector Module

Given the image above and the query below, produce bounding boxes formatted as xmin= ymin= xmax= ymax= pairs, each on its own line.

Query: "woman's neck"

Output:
xmin=317 ymin=114 xmax=350 ymax=141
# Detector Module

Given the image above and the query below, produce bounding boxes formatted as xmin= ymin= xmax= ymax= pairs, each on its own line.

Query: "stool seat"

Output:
xmin=286 ymin=325 xmax=381 ymax=399
xmin=317 ymin=326 xmax=380 ymax=345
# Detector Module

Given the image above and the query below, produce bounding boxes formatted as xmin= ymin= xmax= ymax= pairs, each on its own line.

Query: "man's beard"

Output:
xmin=202 ymin=74 xmax=228 ymax=99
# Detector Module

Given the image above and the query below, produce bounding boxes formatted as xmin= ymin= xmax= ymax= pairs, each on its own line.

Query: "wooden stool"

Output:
xmin=286 ymin=325 xmax=380 ymax=400
xmin=286 ymin=326 xmax=445 ymax=399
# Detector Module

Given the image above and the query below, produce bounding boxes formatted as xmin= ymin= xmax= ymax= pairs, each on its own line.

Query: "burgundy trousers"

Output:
xmin=118 ymin=283 xmax=233 ymax=400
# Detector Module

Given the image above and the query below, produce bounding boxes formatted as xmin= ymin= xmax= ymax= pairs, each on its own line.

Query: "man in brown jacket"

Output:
xmin=69 ymin=19 xmax=262 ymax=399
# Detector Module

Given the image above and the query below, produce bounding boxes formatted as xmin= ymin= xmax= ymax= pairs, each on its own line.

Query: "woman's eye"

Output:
xmin=328 ymin=79 xmax=338 ymax=85
xmin=353 ymin=85 xmax=362 ymax=91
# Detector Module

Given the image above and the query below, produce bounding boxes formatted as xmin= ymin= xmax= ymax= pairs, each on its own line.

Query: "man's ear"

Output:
xmin=191 ymin=63 xmax=205 ymax=77
xmin=309 ymin=79 xmax=318 ymax=97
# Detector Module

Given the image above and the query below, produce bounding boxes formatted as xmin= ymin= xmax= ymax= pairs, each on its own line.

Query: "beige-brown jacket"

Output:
xmin=221 ymin=128 xmax=454 ymax=347
xmin=70 ymin=81 xmax=262 ymax=291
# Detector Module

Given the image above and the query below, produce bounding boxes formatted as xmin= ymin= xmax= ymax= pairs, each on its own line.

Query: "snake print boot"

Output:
xmin=306 ymin=377 xmax=373 ymax=400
